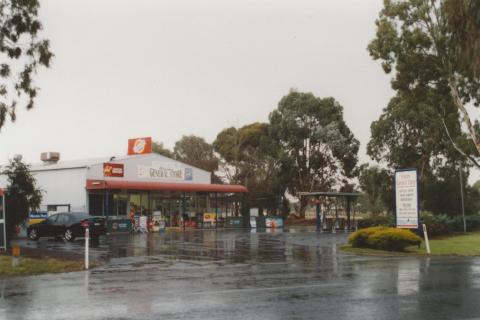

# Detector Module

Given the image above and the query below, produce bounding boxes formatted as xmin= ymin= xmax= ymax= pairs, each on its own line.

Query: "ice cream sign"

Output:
xmin=137 ymin=162 xmax=193 ymax=181
xmin=128 ymin=137 xmax=152 ymax=155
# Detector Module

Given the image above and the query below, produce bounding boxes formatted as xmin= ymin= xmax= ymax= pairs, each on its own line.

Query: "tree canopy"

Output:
xmin=269 ymin=90 xmax=359 ymax=216
xmin=173 ymin=135 xmax=219 ymax=181
xmin=2 ymin=157 xmax=42 ymax=241
xmin=269 ymin=90 xmax=359 ymax=196
xmin=152 ymin=141 xmax=173 ymax=158
xmin=0 ymin=0 xmax=53 ymax=130
xmin=214 ymin=122 xmax=284 ymax=212
xmin=367 ymin=92 xmax=473 ymax=180
xmin=368 ymin=0 xmax=480 ymax=163
xmin=357 ymin=164 xmax=390 ymax=214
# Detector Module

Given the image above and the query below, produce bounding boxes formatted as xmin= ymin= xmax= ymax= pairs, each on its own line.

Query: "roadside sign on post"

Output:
xmin=394 ymin=169 xmax=419 ymax=229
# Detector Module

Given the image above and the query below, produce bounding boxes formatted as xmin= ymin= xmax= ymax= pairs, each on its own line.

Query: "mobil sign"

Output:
xmin=128 ymin=137 xmax=152 ymax=155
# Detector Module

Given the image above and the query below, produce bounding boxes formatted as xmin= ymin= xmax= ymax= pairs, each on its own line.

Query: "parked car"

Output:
xmin=27 ymin=212 xmax=106 ymax=242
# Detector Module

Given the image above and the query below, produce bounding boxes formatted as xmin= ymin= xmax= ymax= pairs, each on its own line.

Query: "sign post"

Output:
xmin=422 ymin=224 xmax=431 ymax=254
xmin=394 ymin=169 xmax=419 ymax=229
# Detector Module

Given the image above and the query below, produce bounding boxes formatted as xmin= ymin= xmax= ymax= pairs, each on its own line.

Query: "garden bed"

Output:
xmin=342 ymin=231 xmax=480 ymax=257
xmin=0 ymin=255 xmax=85 ymax=277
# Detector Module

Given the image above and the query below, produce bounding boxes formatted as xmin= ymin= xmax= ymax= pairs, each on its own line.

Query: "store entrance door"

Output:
xmin=151 ymin=192 xmax=184 ymax=228
xmin=129 ymin=193 xmax=150 ymax=231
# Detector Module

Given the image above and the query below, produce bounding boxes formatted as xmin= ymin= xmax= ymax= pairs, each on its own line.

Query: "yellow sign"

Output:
xmin=29 ymin=218 xmax=46 ymax=225
xmin=203 ymin=213 xmax=216 ymax=222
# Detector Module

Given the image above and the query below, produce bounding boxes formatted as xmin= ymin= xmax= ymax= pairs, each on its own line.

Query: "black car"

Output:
xmin=27 ymin=212 xmax=107 ymax=242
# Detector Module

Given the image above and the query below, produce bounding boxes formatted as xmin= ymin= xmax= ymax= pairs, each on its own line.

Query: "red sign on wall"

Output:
xmin=128 ymin=137 xmax=152 ymax=155
xmin=103 ymin=163 xmax=124 ymax=177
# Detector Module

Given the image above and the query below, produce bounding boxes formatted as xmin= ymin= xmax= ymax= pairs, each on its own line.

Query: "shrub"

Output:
xmin=420 ymin=212 xmax=480 ymax=235
xmin=348 ymin=226 xmax=386 ymax=247
xmin=348 ymin=227 xmax=422 ymax=252
xmin=420 ymin=211 xmax=452 ymax=236
xmin=366 ymin=228 xmax=422 ymax=251
xmin=450 ymin=214 xmax=480 ymax=232
xmin=357 ymin=214 xmax=392 ymax=229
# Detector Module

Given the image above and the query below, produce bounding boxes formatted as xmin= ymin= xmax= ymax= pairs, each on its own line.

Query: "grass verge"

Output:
xmin=341 ymin=231 xmax=480 ymax=257
xmin=0 ymin=256 xmax=85 ymax=277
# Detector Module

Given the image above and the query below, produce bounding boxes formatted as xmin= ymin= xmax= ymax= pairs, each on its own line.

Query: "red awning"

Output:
xmin=86 ymin=179 xmax=247 ymax=193
xmin=0 ymin=189 xmax=4 ymax=196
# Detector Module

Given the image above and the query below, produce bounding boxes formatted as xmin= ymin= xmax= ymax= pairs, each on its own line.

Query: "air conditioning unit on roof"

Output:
xmin=41 ymin=152 xmax=60 ymax=164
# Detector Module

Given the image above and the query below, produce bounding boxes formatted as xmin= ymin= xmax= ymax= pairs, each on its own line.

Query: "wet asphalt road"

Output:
xmin=2 ymin=228 xmax=480 ymax=320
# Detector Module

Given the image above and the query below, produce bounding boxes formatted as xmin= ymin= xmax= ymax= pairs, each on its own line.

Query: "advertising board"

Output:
xmin=395 ymin=169 xmax=419 ymax=229
xmin=128 ymin=137 xmax=152 ymax=155
xmin=265 ymin=217 xmax=284 ymax=228
xmin=103 ymin=163 xmax=124 ymax=177
xmin=203 ymin=213 xmax=216 ymax=223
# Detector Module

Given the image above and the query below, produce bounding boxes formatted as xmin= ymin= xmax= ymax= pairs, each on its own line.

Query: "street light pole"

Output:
xmin=459 ymin=164 xmax=466 ymax=233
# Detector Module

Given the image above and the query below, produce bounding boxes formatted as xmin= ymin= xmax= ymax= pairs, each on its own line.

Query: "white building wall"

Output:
xmin=32 ymin=168 xmax=88 ymax=212
xmin=0 ymin=153 xmax=213 ymax=214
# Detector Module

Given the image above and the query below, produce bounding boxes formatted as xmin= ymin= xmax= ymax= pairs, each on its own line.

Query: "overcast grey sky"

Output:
xmin=1 ymin=0 xmax=393 ymax=166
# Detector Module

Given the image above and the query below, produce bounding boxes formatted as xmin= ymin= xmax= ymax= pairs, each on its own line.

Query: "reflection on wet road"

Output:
xmin=2 ymin=228 xmax=480 ymax=320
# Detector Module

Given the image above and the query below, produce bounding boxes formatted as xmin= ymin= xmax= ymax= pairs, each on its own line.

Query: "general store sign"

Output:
xmin=395 ymin=169 xmax=419 ymax=229
xmin=103 ymin=163 xmax=124 ymax=177
xmin=137 ymin=162 xmax=193 ymax=181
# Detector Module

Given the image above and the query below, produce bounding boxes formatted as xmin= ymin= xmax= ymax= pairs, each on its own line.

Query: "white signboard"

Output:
xmin=395 ymin=169 xmax=419 ymax=229
xmin=250 ymin=216 xmax=257 ymax=228
xmin=137 ymin=162 xmax=193 ymax=181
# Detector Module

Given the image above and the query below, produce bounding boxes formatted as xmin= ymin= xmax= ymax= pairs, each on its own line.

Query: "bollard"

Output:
xmin=85 ymin=227 xmax=89 ymax=270
xmin=12 ymin=245 xmax=20 ymax=257
xmin=11 ymin=245 xmax=20 ymax=267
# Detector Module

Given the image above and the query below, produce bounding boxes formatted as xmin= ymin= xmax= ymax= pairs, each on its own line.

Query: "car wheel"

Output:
xmin=64 ymin=229 xmax=75 ymax=242
xmin=28 ymin=229 xmax=39 ymax=241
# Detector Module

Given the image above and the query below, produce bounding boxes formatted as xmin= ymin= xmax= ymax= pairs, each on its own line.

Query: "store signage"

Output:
xmin=395 ymin=169 xmax=419 ymax=229
xmin=203 ymin=213 xmax=216 ymax=222
xmin=128 ymin=137 xmax=152 ymax=155
xmin=266 ymin=217 xmax=284 ymax=228
xmin=137 ymin=162 xmax=193 ymax=181
xmin=103 ymin=163 xmax=124 ymax=177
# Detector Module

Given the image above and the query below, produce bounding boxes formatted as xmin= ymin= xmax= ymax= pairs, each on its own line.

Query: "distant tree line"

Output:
xmin=153 ymin=90 xmax=359 ymax=218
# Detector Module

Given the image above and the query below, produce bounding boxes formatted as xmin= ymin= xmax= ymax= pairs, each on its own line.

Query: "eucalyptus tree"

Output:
xmin=0 ymin=0 xmax=53 ymax=130
xmin=269 ymin=90 xmax=359 ymax=216
xmin=214 ymin=122 xmax=285 ymax=212
xmin=368 ymin=0 xmax=480 ymax=163
xmin=368 ymin=0 xmax=480 ymax=164
xmin=2 ymin=157 xmax=42 ymax=242
xmin=173 ymin=135 xmax=219 ymax=181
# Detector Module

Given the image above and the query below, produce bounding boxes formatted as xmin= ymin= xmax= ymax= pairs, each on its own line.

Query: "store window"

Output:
xmin=89 ymin=193 xmax=103 ymax=216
